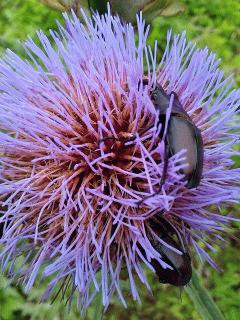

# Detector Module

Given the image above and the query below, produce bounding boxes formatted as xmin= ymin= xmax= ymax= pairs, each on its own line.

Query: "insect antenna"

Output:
xmin=98 ymin=125 xmax=154 ymax=147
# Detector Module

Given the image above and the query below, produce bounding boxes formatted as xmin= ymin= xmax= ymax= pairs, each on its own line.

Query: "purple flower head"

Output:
xmin=0 ymin=8 xmax=239 ymax=312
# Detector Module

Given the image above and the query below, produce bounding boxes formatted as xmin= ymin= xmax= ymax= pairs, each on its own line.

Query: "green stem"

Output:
xmin=87 ymin=0 xmax=91 ymax=11
xmin=93 ymin=292 xmax=104 ymax=320
xmin=89 ymin=0 xmax=108 ymax=15
xmin=185 ymin=269 xmax=225 ymax=320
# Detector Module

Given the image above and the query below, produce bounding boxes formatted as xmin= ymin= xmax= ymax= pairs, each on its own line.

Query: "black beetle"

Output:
xmin=98 ymin=81 xmax=203 ymax=191
xmin=147 ymin=216 xmax=192 ymax=286
xmin=151 ymin=84 xmax=203 ymax=189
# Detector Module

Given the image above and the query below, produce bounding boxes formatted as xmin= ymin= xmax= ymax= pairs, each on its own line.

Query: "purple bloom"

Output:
xmin=0 ymin=8 xmax=239 ymax=311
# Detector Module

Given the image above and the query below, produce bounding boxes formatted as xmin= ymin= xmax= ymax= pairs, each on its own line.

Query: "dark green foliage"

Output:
xmin=148 ymin=0 xmax=240 ymax=85
xmin=89 ymin=0 xmax=108 ymax=14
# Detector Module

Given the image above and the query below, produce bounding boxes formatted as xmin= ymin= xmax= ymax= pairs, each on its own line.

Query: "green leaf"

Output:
xmin=143 ymin=0 xmax=185 ymax=21
xmin=40 ymin=0 xmax=90 ymax=11
xmin=160 ymin=2 xmax=186 ymax=16
xmin=40 ymin=0 xmax=66 ymax=10
xmin=185 ymin=269 xmax=225 ymax=320
xmin=110 ymin=0 xmax=185 ymax=23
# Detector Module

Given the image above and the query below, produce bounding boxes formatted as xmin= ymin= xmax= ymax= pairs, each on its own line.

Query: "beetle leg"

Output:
xmin=98 ymin=124 xmax=154 ymax=147
xmin=169 ymin=91 xmax=179 ymax=100
xmin=98 ymin=136 xmax=119 ymax=148
xmin=137 ymin=141 xmax=170 ymax=207
xmin=158 ymin=140 xmax=169 ymax=192
xmin=124 ymin=124 xmax=154 ymax=143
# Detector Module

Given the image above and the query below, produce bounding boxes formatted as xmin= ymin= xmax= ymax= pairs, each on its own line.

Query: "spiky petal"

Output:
xmin=0 ymin=8 xmax=239 ymax=312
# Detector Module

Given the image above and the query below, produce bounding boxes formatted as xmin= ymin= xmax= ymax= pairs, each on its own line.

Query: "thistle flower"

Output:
xmin=0 ymin=8 xmax=239 ymax=312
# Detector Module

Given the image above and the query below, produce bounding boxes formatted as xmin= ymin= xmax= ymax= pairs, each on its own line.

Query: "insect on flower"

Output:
xmin=150 ymin=84 xmax=204 ymax=190
xmin=105 ymin=79 xmax=204 ymax=196
xmin=0 ymin=7 xmax=239 ymax=314
xmin=147 ymin=215 xmax=192 ymax=286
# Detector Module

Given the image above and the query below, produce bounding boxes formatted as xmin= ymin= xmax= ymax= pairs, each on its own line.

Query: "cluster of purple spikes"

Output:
xmin=0 ymin=8 xmax=239 ymax=311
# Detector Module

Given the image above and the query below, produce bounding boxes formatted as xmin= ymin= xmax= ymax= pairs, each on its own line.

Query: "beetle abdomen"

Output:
xmin=149 ymin=231 xmax=192 ymax=286
xmin=151 ymin=253 xmax=192 ymax=286
xmin=168 ymin=115 xmax=203 ymax=188
xmin=150 ymin=84 xmax=204 ymax=189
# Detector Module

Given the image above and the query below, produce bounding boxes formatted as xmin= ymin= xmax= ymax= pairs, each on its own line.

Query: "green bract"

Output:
xmin=41 ymin=0 xmax=185 ymax=22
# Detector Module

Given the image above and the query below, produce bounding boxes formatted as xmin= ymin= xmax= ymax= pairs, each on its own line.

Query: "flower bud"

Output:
xmin=110 ymin=0 xmax=185 ymax=22
xmin=41 ymin=0 xmax=185 ymax=23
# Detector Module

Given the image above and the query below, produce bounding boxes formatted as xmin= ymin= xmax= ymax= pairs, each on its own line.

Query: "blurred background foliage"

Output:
xmin=0 ymin=0 xmax=239 ymax=319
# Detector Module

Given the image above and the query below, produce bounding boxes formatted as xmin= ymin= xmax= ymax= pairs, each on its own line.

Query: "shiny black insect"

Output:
xmin=151 ymin=84 xmax=204 ymax=189
xmin=98 ymin=82 xmax=203 ymax=192
xmin=0 ymin=213 xmax=7 ymax=239
xmin=147 ymin=217 xmax=192 ymax=286
xmin=0 ymin=224 xmax=3 ymax=238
